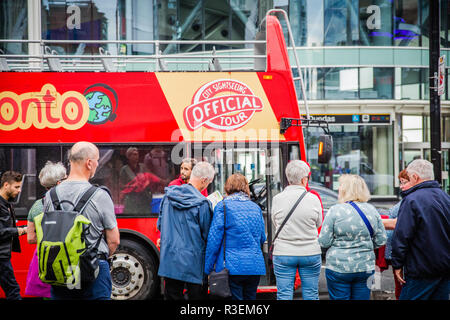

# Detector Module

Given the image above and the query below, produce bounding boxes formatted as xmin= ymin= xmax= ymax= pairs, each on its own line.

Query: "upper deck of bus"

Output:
xmin=0 ymin=15 xmax=304 ymax=151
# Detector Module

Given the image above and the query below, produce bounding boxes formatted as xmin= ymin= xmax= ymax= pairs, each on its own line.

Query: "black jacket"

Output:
xmin=0 ymin=195 xmax=21 ymax=259
xmin=391 ymin=180 xmax=450 ymax=278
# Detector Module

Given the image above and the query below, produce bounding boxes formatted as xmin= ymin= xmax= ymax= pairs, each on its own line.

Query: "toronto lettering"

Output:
xmin=0 ymin=83 xmax=89 ymax=131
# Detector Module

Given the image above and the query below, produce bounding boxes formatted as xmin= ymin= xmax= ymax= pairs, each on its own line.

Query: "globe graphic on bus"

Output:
xmin=85 ymin=91 xmax=113 ymax=124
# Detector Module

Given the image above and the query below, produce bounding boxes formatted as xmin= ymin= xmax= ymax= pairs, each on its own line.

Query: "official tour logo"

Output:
xmin=183 ymin=79 xmax=263 ymax=131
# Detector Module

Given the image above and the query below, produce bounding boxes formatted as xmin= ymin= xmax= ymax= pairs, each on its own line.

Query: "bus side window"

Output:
xmin=91 ymin=146 xmax=178 ymax=216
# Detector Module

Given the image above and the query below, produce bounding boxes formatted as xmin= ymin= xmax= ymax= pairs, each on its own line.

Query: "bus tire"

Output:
xmin=110 ymin=238 xmax=159 ymax=300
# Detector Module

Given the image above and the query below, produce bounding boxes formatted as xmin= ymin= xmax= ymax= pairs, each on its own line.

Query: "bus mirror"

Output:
xmin=318 ymin=135 xmax=333 ymax=163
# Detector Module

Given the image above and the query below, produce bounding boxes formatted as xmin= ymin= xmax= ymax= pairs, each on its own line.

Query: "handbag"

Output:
xmin=268 ymin=190 xmax=309 ymax=261
xmin=347 ymin=201 xmax=374 ymax=238
xmin=208 ymin=201 xmax=232 ymax=298
xmin=25 ymin=249 xmax=51 ymax=298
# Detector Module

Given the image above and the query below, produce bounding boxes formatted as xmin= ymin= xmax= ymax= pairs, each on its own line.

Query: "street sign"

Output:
xmin=304 ymin=114 xmax=391 ymax=124
xmin=438 ymin=55 xmax=445 ymax=96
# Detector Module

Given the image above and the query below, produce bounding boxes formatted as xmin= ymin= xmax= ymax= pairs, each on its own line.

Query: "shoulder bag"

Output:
xmin=208 ymin=200 xmax=232 ymax=298
xmin=347 ymin=201 xmax=374 ymax=238
xmin=268 ymin=190 xmax=309 ymax=261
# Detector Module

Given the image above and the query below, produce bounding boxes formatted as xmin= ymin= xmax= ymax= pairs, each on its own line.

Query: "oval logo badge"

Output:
xmin=183 ymin=79 xmax=263 ymax=131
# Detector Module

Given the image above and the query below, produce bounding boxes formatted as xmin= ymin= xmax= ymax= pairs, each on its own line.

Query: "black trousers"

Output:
xmin=0 ymin=259 xmax=21 ymax=300
xmin=229 ymin=275 xmax=260 ymax=300
xmin=163 ymin=277 xmax=208 ymax=300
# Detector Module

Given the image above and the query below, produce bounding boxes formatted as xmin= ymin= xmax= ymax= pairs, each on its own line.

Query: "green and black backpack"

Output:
xmin=34 ymin=185 xmax=103 ymax=289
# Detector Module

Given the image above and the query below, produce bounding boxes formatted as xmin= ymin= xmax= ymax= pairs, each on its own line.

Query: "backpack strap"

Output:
xmin=72 ymin=184 xmax=112 ymax=213
xmin=75 ymin=185 xmax=108 ymax=253
xmin=49 ymin=187 xmax=62 ymax=210
xmin=93 ymin=184 xmax=112 ymax=200
xmin=273 ymin=190 xmax=309 ymax=243
xmin=73 ymin=185 xmax=99 ymax=213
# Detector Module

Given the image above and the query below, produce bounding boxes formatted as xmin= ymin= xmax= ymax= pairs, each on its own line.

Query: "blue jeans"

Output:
xmin=273 ymin=254 xmax=321 ymax=300
xmin=400 ymin=276 xmax=449 ymax=300
xmin=325 ymin=268 xmax=374 ymax=300
xmin=229 ymin=275 xmax=260 ymax=300
xmin=51 ymin=260 xmax=112 ymax=300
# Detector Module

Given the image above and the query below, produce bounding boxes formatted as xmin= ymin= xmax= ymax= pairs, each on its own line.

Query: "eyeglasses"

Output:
xmin=399 ymin=180 xmax=409 ymax=186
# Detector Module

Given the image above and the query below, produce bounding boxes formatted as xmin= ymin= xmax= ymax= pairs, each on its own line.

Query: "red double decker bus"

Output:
xmin=0 ymin=12 xmax=331 ymax=300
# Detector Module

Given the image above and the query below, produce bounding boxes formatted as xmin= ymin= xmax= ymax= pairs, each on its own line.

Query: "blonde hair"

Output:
xmin=337 ymin=174 xmax=371 ymax=203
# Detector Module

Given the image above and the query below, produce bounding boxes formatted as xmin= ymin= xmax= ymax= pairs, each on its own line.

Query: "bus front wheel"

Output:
xmin=109 ymin=238 xmax=159 ymax=300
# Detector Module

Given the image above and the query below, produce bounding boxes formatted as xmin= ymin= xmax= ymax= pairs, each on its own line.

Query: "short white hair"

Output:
xmin=191 ymin=161 xmax=215 ymax=181
xmin=285 ymin=160 xmax=310 ymax=185
xmin=39 ymin=161 xmax=67 ymax=188
xmin=407 ymin=159 xmax=434 ymax=181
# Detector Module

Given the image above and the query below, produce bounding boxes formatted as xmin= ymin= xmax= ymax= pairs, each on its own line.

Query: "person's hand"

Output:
xmin=18 ymin=227 xmax=27 ymax=236
xmin=156 ymin=238 xmax=160 ymax=249
xmin=394 ymin=268 xmax=406 ymax=284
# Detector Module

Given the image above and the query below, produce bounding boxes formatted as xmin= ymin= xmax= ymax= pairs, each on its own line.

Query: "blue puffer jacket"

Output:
xmin=157 ymin=184 xmax=213 ymax=284
xmin=204 ymin=193 xmax=266 ymax=276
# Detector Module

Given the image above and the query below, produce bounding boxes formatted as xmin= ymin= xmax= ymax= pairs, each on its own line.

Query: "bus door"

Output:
xmin=192 ymin=142 xmax=283 ymax=286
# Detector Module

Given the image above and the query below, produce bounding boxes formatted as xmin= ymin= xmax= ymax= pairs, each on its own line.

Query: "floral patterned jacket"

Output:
xmin=319 ymin=202 xmax=387 ymax=273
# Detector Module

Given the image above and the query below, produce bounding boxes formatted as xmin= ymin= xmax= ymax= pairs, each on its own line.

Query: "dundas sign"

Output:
xmin=183 ymin=79 xmax=263 ymax=131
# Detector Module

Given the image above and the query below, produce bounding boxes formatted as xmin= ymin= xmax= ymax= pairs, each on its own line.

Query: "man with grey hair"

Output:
xmin=392 ymin=159 xmax=450 ymax=300
xmin=44 ymin=141 xmax=120 ymax=300
xmin=158 ymin=161 xmax=215 ymax=300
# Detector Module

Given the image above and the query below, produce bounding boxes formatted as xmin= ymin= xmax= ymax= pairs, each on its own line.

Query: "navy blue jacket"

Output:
xmin=204 ymin=193 xmax=266 ymax=276
xmin=157 ymin=184 xmax=213 ymax=284
xmin=391 ymin=180 xmax=450 ymax=278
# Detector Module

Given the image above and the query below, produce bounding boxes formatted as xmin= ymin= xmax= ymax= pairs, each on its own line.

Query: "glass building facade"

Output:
xmin=1 ymin=0 xmax=449 ymax=195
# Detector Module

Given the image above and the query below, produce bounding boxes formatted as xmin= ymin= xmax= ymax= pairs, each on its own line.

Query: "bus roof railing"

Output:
xmin=0 ymin=39 xmax=267 ymax=72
